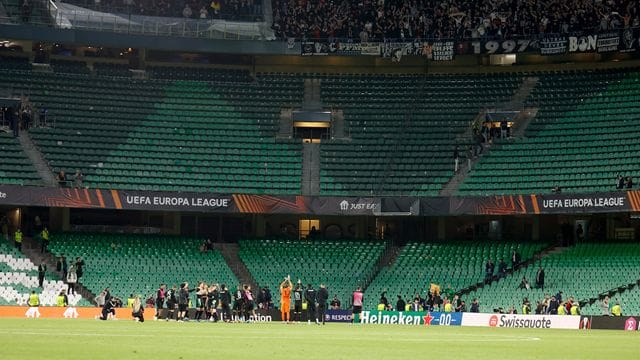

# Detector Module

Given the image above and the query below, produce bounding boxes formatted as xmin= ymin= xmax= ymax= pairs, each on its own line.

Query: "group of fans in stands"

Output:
xmin=272 ymin=0 xmax=639 ymax=40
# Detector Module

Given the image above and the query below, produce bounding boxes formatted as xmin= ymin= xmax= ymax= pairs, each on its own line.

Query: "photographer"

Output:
xmin=132 ymin=295 xmax=145 ymax=322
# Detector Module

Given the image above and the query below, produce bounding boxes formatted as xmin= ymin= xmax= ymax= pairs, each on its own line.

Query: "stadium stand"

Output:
xmin=0 ymin=62 xmax=304 ymax=193
xmin=466 ymin=243 xmax=640 ymax=314
xmin=0 ymin=132 xmax=42 ymax=186
xmin=364 ymin=241 xmax=546 ymax=309
xmin=0 ymin=239 xmax=84 ymax=306
xmin=459 ymin=68 xmax=640 ymax=195
xmin=47 ymin=233 xmax=238 ymax=302
xmin=238 ymin=238 xmax=386 ymax=308
xmin=61 ymin=0 xmax=263 ymax=21
xmin=319 ymin=73 xmax=520 ymax=195
xmin=272 ymin=0 xmax=635 ymax=39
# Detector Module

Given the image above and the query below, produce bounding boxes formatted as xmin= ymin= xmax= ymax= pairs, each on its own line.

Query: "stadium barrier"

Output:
xmin=354 ymin=310 xmax=462 ymax=326
xmin=461 ymin=313 xmax=581 ymax=329
xmin=2 ymin=306 xmax=638 ymax=330
xmin=0 ymin=306 xmax=350 ymax=322
xmin=579 ymin=316 xmax=640 ymax=331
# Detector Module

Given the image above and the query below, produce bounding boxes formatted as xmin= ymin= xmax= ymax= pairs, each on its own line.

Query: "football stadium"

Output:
xmin=1 ymin=0 xmax=640 ymax=358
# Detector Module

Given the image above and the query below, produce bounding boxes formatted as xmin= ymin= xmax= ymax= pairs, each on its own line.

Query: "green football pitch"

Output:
xmin=0 ymin=318 xmax=638 ymax=359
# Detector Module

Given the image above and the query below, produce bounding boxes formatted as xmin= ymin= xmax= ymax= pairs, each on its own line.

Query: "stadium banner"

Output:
xmin=539 ymin=35 xmax=568 ymax=55
xmin=336 ymin=42 xmax=381 ymax=56
xmin=465 ymin=38 xmax=538 ymax=55
xmin=0 ymin=305 xmax=130 ymax=319
xmin=567 ymin=34 xmax=598 ymax=53
xmin=325 ymin=309 xmax=353 ymax=322
xmin=619 ymin=28 xmax=639 ymax=53
xmin=461 ymin=313 xmax=581 ymax=329
xmin=425 ymin=41 xmax=455 ymax=61
xmin=579 ymin=315 xmax=640 ymax=330
xmin=1 ymin=185 xmax=639 ymax=216
xmin=301 ymin=41 xmax=336 ymax=56
xmin=596 ymin=32 xmax=621 ymax=53
xmin=355 ymin=310 xmax=462 ymax=326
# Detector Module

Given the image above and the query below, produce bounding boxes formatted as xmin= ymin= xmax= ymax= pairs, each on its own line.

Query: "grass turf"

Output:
xmin=0 ymin=318 xmax=638 ymax=359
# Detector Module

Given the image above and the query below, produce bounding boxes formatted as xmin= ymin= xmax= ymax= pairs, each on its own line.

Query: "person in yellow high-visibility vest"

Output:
xmin=570 ymin=303 xmax=580 ymax=315
xmin=14 ymin=229 xmax=23 ymax=251
xmin=443 ymin=300 xmax=453 ymax=313
xmin=25 ymin=291 xmax=40 ymax=318
xmin=611 ymin=302 xmax=622 ymax=316
xmin=557 ymin=302 xmax=567 ymax=315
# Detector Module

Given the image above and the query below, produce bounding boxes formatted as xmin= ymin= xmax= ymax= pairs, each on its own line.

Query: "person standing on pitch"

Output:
xmin=165 ymin=285 xmax=178 ymax=321
xmin=305 ymin=283 xmax=318 ymax=325
xmin=155 ymin=284 xmax=166 ymax=320
xmin=317 ymin=284 xmax=329 ymax=325
xmin=177 ymin=282 xmax=194 ymax=322
xmin=279 ymin=276 xmax=292 ymax=323
xmin=352 ymin=287 xmax=364 ymax=324
xmin=25 ymin=290 xmax=40 ymax=318
xmin=293 ymin=281 xmax=304 ymax=323
xmin=219 ymin=284 xmax=232 ymax=322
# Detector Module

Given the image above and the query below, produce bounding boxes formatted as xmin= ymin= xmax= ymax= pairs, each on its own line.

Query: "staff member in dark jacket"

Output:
xmin=219 ymin=284 xmax=232 ymax=322
xmin=305 ymin=284 xmax=319 ymax=325
xmin=316 ymin=284 xmax=329 ymax=325
xmin=177 ymin=282 xmax=194 ymax=322
xmin=396 ymin=295 xmax=406 ymax=312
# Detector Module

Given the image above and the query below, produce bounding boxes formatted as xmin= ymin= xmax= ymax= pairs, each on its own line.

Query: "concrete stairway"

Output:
xmin=301 ymin=143 xmax=320 ymax=195
xmin=362 ymin=243 xmax=401 ymax=292
xmin=457 ymin=245 xmax=567 ymax=297
xmin=302 ymin=78 xmax=322 ymax=110
xmin=18 ymin=132 xmax=58 ymax=187
xmin=277 ymin=108 xmax=293 ymax=139
xmin=216 ymin=243 xmax=258 ymax=290
xmin=503 ymin=77 xmax=539 ymax=110
xmin=20 ymin=236 xmax=96 ymax=304
xmin=510 ymin=107 xmax=539 ymax=138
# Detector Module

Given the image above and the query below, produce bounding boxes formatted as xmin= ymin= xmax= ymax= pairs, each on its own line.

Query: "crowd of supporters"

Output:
xmin=64 ymin=0 xmax=262 ymax=20
xmin=271 ymin=0 xmax=640 ymax=40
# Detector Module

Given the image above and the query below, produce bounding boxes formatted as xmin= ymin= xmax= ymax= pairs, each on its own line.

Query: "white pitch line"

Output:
xmin=0 ymin=330 xmax=541 ymax=342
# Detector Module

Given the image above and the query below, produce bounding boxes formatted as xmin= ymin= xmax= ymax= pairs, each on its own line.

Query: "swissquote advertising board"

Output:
xmin=461 ymin=313 xmax=581 ymax=329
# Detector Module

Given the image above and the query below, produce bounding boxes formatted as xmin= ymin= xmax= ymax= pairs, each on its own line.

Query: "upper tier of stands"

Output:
xmin=0 ymin=239 xmax=85 ymax=306
xmin=460 ymin=68 xmax=640 ymax=195
xmin=364 ymin=241 xmax=545 ymax=309
xmin=0 ymin=58 xmax=303 ymax=193
xmin=238 ymin=238 xmax=386 ymax=308
xmin=48 ymin=233 xmax=238 ymax=301
xmin=61 ymin=0 xmax=263 ymax=21
xmin=319 ymin=73 xmax=520 ymax=195
xmin=466 ymin=243 xmax=640 ymax=314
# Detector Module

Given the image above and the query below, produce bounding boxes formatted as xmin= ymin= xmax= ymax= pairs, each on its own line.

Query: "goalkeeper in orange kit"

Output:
xmin=280 ymin=275 xmax=292 ymax=323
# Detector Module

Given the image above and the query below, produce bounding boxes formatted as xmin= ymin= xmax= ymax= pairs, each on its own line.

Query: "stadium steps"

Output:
xmin=17 ymin=132 xmax=58 ymax=187
xmin=582 ymin=273 xmax=640 ymax=309
xmin=215 ymin=243 xmax=258 ymax=290
xmin=301 ymin=142 xmax=320 ymax=195
xmin=17 ymin=237 xmax=93 ymax=303
xmin=458 ymin=244 xmax=559 ymax=297
xmin=361 ymin=243 xmax=401 ymax=293
xmin=510 ymin=107 xmax=539 ymax=138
